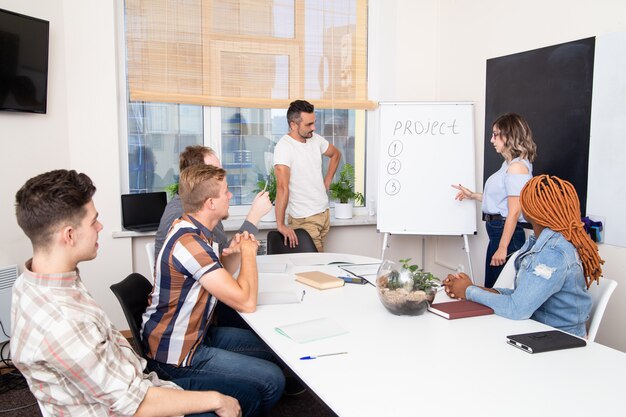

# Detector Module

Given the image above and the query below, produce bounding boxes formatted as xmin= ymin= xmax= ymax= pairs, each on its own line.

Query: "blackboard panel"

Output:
xmin=485 ymin=37 xmax=595 ymax=215
xmin=377 ymin=102 xmax=477 ymax=235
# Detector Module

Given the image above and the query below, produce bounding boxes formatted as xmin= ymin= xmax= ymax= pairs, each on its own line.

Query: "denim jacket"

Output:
xmin=467 ymin=228 xmax=592 ymax=337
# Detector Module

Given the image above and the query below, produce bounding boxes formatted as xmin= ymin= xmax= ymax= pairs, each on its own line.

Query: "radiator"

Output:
xmin=0 ymin=265 xmax=18 ymax=343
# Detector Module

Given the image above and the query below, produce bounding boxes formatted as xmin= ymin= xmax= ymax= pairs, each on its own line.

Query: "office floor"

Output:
xmin=0 ymin=368 xmax=334 ymax=417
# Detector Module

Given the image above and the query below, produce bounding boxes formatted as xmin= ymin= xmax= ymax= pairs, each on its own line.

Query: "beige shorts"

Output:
xmin=288 ymin=209 xmax=330 ymax=252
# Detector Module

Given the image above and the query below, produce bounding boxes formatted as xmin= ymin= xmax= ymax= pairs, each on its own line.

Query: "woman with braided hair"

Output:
xmin=443 ymin=175 xmax=603 ymax=338
xmin=453 ymin=113 xmax=537 ymax=288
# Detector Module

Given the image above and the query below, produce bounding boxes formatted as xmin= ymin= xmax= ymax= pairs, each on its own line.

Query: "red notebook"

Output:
xmin=428 ymin=300 xmax=494 ymax=319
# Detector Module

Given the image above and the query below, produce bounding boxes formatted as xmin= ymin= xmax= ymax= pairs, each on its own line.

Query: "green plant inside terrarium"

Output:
xmin=387 ymin=258 xmax=440 ymax=291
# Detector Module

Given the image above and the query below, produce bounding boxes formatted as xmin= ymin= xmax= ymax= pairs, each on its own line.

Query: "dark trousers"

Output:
xmin=484 ymin=219 xmax=526 ymax=288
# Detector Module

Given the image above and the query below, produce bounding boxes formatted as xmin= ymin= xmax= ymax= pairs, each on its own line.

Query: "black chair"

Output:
xmin=110 ymin=273 xmax=153 ymax=359
xmin=266 ymin=228 xmax=318 ymax=254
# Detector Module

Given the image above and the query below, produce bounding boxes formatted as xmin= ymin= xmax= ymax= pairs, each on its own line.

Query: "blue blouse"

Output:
xmin=482 ymin=157 xmax=532 ymax=220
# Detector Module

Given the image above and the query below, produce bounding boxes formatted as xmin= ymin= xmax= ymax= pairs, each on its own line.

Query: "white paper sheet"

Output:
xmin=257 ymin=291 xmax=303 ymax=305
xmin=339 ymin=262 xmax=381 ymax=277
xmin=289 ymin=254 xmax=355 ymax=266
xmin=257 ymin=262 xmax=288 ymax=273
xmin=275 ymin=317 xmax=348 ymax=343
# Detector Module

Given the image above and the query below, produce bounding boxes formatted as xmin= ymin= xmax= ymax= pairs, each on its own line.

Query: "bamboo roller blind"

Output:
xmin=125 ymin=0 xmax=375 ymax=109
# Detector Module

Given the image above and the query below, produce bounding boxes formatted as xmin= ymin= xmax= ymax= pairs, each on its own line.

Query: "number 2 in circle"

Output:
xmin=387 ymin=159 xmax=401 ymax=175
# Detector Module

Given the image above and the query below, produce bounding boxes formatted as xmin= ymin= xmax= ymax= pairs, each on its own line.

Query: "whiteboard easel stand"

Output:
xmin=381 ymin=232 xmax=475 ymax=284
xmin=379 ymin=233 xmax=425 ymax=266
xmin=381 ymin=232 xmax=390 ymax=260
xmin=463 ymin=234 xmax=475 ymax=284
xmin=380 ymin=232 xmax=475 ymax=285
xmin=380 ymin=233 xmax=425 ymax=266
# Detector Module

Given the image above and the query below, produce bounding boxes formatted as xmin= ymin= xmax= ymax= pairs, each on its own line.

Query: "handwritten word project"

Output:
xmin=393 ymin=119 xmax=460 ymax=136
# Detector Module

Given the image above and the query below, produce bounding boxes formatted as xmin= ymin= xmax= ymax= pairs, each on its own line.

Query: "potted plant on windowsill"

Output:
xmin=165 ymin=182 xmax=178 ymax=199
xmin=255 ymin=168 xmax=277 ymax=222
xmin=329 ymin=163 xmax=364 ymax=219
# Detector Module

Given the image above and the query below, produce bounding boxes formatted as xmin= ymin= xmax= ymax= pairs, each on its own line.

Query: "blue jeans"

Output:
xmin=485 ymin=219 xmax=526 ymax=288
xmin=147 ymin=327 xmax=285 ymax=417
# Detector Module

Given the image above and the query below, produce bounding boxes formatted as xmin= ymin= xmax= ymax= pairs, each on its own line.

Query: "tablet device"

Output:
xmin=506 ymin=330 xmax=586 ymax=354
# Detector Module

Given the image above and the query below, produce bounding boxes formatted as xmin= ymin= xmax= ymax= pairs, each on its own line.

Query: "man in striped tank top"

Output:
xmin=142 ymin=164 xmax=285 ymax=417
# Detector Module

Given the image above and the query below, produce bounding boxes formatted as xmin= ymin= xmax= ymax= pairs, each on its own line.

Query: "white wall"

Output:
xmin=1 ymin=0 xmax=625 ymax=352
xmin=0 ymin=0 xmax=69 ymax=275
xmin=0 ymin=0 xmax=130 ymax=328
xmin=439 ymin=0 xmax=626 ymax=352
xmin=369 ymin=0 xmax=626 ymax=351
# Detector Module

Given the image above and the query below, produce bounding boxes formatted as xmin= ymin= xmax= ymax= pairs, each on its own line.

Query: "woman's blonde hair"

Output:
xmin=493 ymin=113 xmax=537 ymax=162
xmin=520 ymin=175 xmax=603 ymax=288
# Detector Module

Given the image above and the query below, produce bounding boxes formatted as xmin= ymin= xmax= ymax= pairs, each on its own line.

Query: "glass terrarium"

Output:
xmin=376 ymin=259 xmax=439 ymax=316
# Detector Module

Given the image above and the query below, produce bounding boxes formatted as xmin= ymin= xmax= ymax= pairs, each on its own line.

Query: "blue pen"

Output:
xmin=300 ymin=352 xmax=348 ymax=360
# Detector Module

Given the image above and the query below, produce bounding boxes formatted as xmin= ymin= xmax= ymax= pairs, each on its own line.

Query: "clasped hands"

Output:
xmin=442 ymin=272 xmax=473 ymax=300
xmin=222 ymin=231 xmax=258 ymax=257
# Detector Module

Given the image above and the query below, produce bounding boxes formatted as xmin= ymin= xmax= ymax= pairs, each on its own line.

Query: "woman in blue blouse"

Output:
xmin=443 ymin=175 xmax=604 ymax=337
xmin=453 ymin=113 xmax=537 ymax=288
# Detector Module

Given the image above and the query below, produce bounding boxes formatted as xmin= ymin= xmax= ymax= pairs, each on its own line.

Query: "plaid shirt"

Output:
xmin=142 ymin=214 xmax=222 ymax=367
xmin=11 ymin=261 xmax=180 ymax=417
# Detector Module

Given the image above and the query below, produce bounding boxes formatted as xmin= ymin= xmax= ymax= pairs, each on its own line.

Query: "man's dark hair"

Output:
xmin=15 ymin=170 xmax=96 ymax=248
xmin=286 ymin=100 xmax=314 ymax=126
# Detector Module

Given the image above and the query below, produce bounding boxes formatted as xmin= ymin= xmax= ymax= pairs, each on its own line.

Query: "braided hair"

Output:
xmin=520 ymin=175 xmax=603 ymax=288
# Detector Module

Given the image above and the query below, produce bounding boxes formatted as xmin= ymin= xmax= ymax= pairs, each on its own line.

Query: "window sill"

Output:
xmin=112 ymin=212 xmax=377 ymax=238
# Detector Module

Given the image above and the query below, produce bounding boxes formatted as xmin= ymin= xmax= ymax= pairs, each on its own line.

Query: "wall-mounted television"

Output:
xmin=0 ymin=8 xmax=49 ymax=114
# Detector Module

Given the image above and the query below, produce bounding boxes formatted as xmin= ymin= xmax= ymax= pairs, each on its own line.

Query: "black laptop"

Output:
xmin=121 ymin=192 xmax=167 ymax=232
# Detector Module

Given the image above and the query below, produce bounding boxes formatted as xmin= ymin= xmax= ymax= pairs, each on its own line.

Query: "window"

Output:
xmin=125 ymin=102 xmax=365 ymax=212
xmin=122 ymin=0 xmax=370 ymax=209
xmin=217 ymin=107 xmax=365 ymax=212
xmin=126 ymin=102 xmax=203 ymax=194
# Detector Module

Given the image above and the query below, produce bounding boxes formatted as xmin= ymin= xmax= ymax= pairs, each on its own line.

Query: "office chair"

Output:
xmin=492 ymin=250 xmax=520 ymax=289
xmin=145 ymin=242 xmax=156 ymax=279
xmin=266 ymin=228 xmax=318 ymax=254
xmin=110 ymin=273 xmax=153 ymax=358
xmin=587 ymin=278 xmax=618 ymax=342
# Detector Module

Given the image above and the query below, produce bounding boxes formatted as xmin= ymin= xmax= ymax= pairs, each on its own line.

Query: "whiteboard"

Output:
xmin=587 ymin=31 xmax=626 ymax=247
xmin=377 ymin=102 xmax=477 ymax=235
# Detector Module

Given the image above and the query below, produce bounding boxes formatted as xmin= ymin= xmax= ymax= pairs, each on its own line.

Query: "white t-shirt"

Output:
xmin=274 ymin=132 xmax=330 ymax=218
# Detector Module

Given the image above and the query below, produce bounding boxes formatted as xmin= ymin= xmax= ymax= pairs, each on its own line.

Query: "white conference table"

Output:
xmin=241 ymin=252 xmax=626 ymax=417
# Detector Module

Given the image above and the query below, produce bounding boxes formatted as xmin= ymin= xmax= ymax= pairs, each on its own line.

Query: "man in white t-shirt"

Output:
xmin=273 ymin=100 xmax=341 ymax=251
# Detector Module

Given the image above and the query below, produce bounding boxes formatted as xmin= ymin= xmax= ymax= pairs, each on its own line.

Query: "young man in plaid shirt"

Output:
xmin=11 ymin=169 xmax=244 ymax=417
